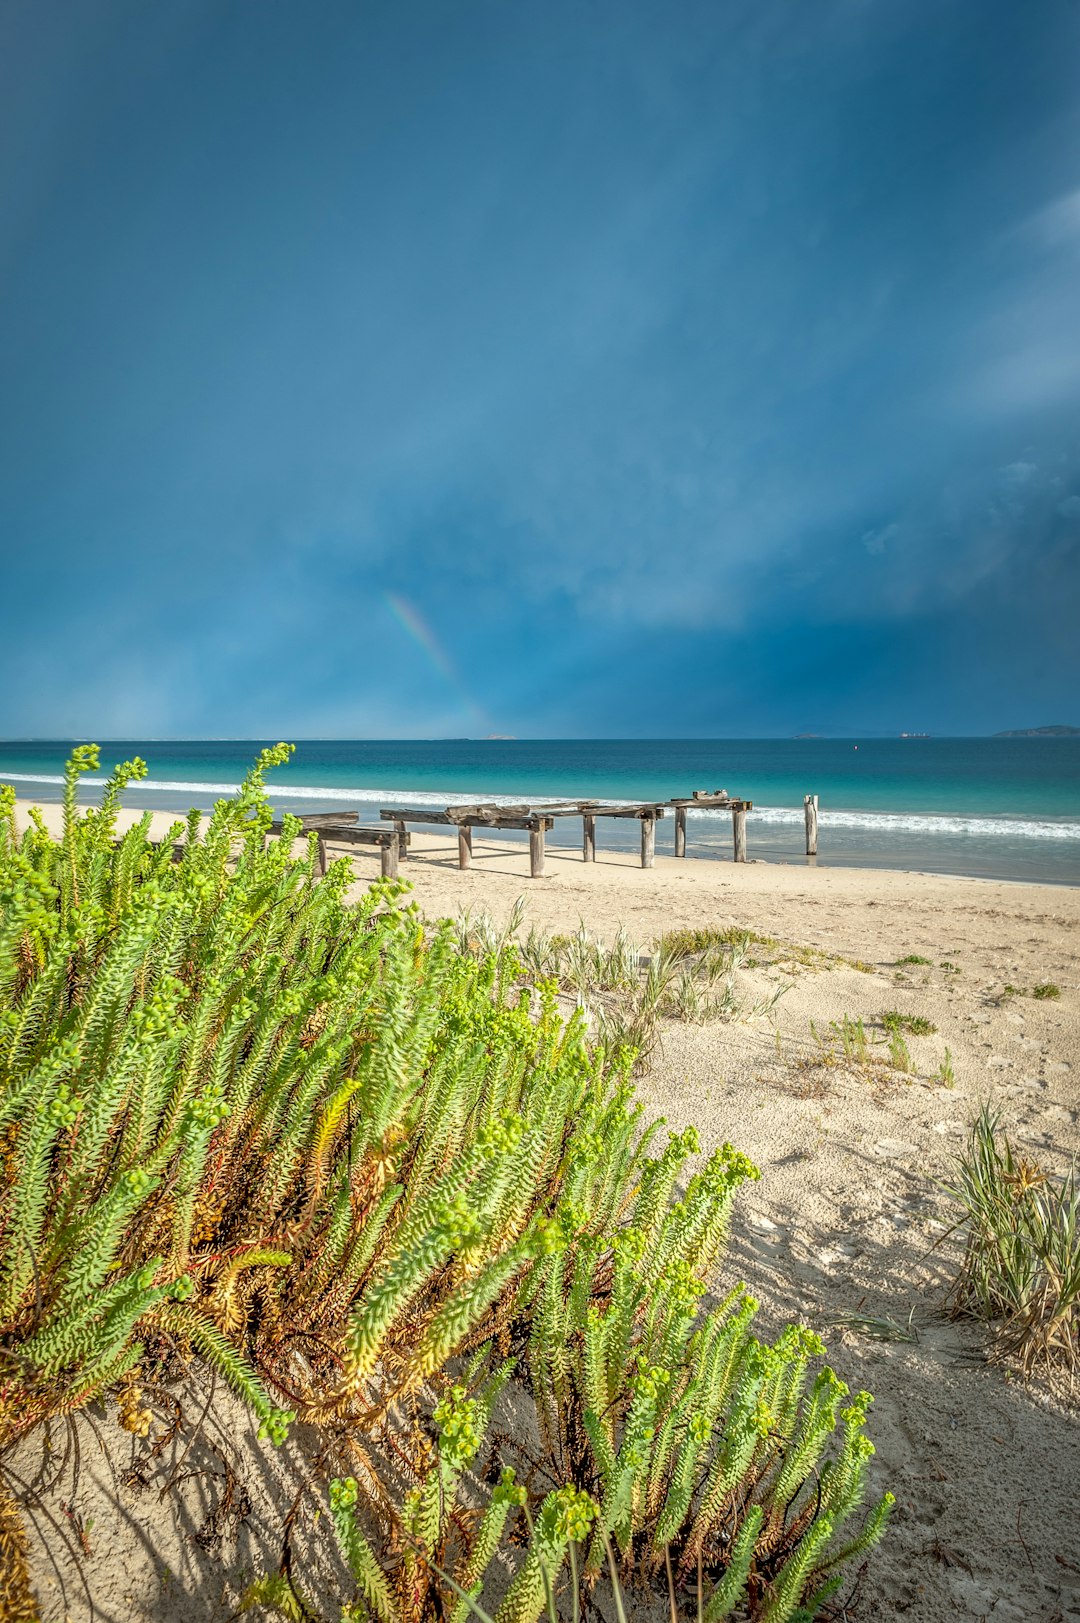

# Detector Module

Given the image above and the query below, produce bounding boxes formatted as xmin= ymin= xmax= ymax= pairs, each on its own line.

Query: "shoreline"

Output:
xmin=11 ymin=796 xmax=1080 ymax=892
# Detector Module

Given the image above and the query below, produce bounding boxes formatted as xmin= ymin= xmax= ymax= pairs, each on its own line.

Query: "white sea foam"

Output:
xmin=3 ymin=773 xmax=1078 ymax=842
xmin=738 ymin=806 xmax=1080 ymax=840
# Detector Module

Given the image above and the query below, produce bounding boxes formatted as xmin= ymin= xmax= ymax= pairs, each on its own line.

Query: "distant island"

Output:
xmin=993 ymin=725 xmax=1079 ymax=737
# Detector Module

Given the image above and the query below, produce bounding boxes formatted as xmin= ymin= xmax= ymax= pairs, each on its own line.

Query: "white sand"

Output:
xmin=13 ymin=803 xmax=1080 ymax=1621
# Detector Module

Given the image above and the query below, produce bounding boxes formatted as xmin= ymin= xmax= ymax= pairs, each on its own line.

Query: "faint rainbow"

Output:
xmin=383 ymin=591 xmax=488 ymax=728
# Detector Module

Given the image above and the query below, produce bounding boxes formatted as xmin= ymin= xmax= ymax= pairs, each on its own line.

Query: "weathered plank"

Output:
xmin=380 ymin=808 xmax=455 ymax=825
xmin=271 ymin=820 xmax=408 ymax=849
xmin=668 ymin=796 xmax=748 ymax=809
xmin=587 ymin=805 xmax=667 ymax=820
xmin=381 ymin=808 xmax=555 ymax=832
xmin=289 ymin=811 xmax=362 ymax=829
xmin=804 ymin=793 xmax=819 ymax=856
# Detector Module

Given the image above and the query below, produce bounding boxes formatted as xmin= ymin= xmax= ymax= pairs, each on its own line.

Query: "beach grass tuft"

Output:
xmin=942 ymin=1107 xmax=1080 ymax=1376
xmin=880 ymin=1009 xmax=937 ymax=1037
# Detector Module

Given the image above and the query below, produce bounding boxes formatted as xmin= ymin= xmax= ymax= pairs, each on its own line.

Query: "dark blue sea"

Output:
xmin=1 ymin=738 xmax=1078 ymax=884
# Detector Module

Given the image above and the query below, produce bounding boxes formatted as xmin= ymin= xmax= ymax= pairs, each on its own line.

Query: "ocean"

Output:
xmin=1 ymin=737 xmax=1078 ymax=885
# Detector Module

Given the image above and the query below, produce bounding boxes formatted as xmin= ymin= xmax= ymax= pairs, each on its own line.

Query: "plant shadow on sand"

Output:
xmin=715 ymin=1150 xmax=1080 ymax=1623
xmin=12 ymin=1393 xmax=350 ymax=1623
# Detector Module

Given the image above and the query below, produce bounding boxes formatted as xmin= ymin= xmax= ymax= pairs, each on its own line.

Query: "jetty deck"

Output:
xmin=270 ymin=790 xmax=753 ymax=879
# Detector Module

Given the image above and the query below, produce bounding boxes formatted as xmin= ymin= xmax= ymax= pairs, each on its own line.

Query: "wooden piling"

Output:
xmin=381 ymin=833 xmax=399 ymax=879
xmin=804 ymin=794 xmax=819 ymax=856
xmin=395 ymin=818 xmax=408 ymax=860
xmin=458 ymin=825 xmax=473 ymax=870
xmin=641 ymin=814 xmax=656 ymax=868
xmin=583 ymin=813 xmax=596 ymax=862
xmin=529 ymin=823 xmax=546 ymax=878
xmin=316 ymin=837 xmax=328 ymax=878
xmin=674 ymin=805 xmax=687 ymax=858
xmin=733 ymin=807 xmax=747 ymax=863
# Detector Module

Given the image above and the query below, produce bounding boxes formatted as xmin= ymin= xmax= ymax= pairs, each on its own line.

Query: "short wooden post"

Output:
xmin=316 ymin=836 xmax=328 ymax=878
xmin=804 ymin=794 xmax=818 ymax=856
xmin=674 ymin=805 xmax=687 ymax=858
xmin=529 ymin=821 xmax=546 ymax=878
xmin=582 ymin=814 xmax=596 ymax=862
xmin=641 ymin=814 xmax=656 ymax=869
xmin=733 ymin=807 xmax=747 ymax=863
xmin=395 ymin=818 xmax=408 ymax=860
xmin=381 ymin=833 xmax=399 ymax=879
xmin=458 ymin=825 xmax=473 ymax=870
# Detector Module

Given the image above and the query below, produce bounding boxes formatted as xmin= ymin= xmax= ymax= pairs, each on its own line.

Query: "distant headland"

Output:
xmin=993 ymin=725 xmax=1079 ymax=737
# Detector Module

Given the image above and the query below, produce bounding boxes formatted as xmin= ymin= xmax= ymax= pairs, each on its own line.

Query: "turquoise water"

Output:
xmin=2 ymin=738 xmax=1078 ymax=884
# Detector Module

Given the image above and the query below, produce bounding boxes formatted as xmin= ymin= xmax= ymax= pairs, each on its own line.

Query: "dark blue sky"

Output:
xmin=2 ymin=0 xmax=1078 ymax=737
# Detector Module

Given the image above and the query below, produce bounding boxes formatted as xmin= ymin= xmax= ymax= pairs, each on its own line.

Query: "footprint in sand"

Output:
xmin=872 ymin=1137 xmax=919 ymax=1158
xmin=815 ymin=1245 xmax=854 ymax=1270
xmin=746 ymin=1213 xmax=784 ymax=1246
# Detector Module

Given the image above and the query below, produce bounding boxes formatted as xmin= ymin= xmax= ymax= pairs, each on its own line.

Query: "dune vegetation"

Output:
xmin=0 ymin=747 xmax=892 ymax=1623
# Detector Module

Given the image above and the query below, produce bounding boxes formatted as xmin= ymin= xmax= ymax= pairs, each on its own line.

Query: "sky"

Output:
xmin=1 ymin=0 xmax=1079 ymax=739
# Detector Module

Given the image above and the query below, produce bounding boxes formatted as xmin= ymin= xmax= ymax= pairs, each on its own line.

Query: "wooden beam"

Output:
xmin=641 ymin=814 xmax=656 ymax=868
xmin=381 ymin=803 xmax=670 ymax=826
xmin=395 ymin=818 xmax=408 ymax=860
xmin=380 ymin=809 xmax=554 ymax=832
xmin=529 ymin=823 xmax=546 ymax=878
xmin=285 ymin=826 xmax=408 ymax=848
xmin=667 ymin=796 xmax=749 ymax=809
xmin=733 ymin=806 xmax=747 ymax=864
xmin=381 ymin=833 xmax=399 ymax=879
xmin=588 ymin=805 xmax=667 ymax=820
xmin=293 ymin=811 xmax=362 ymax=829
xmin=458 ymin=825 xmax=473 ymax=870
xmin=804 ymin=794 xmax=819 ymax=856
xmin=380 ymin=808 xmax=454 ymax=825
xmin=674 ymin=804 xmax=687 ymax=858
xmin=273 ymin=822 xmax=410 ymax=852
xmin=582 ymin=813 xmax=596 ymax=862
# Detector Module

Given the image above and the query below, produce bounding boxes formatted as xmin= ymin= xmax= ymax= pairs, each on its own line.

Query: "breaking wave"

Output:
xmin=3 ymin=772 xmax=1078 ymax=843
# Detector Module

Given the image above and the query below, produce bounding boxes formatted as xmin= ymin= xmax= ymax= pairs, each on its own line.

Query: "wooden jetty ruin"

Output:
xmin=377 ymin=790 xmax=753 ymax=878
xmin=259 ymin=783 xmax=868 ymax=882
xmin=270 ymin=792 xmax=756 ymax=881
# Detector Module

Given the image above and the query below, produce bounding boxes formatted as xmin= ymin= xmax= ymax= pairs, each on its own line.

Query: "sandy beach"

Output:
xmin=14 ymin=802 xmax=1080 ymax=1622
